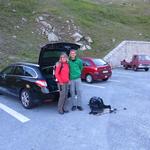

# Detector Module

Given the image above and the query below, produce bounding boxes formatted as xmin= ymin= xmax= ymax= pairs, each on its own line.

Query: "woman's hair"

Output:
xmin=59 ymin=53 xmax=68 ymax=62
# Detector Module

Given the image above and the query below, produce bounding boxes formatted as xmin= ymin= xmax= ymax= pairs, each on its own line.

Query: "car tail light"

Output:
xmin=35 ymin=80 xmax=47 ymax=88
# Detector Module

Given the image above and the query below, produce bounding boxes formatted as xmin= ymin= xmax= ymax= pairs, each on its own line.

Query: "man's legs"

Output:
xmin=70 ymin=78 xmax=83 ymax=110
xmin=75 ymin=78 xmax=82 ymax=107
xmin=70 ymin=80 xmax=76 ymax=107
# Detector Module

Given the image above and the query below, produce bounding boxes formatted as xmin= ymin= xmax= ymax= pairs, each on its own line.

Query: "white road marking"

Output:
xmin=113 ymin=74 xmax=134 ymax=79
xmin=0 ymin=103 xmax=30 ymax=123
xmin=114 ymin=72 xmax=134 ymax=76
xmin=109 ymin=79 xmax=121 ymax=83
xmin=82 ymin=83 xmax=105 ymax=89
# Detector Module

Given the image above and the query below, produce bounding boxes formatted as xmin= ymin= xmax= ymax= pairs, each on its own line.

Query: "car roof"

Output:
xmin=81 ymin=57 xmax=102 ymax=60
xmin=12 ymin=62 xmax=39 ymax=67
xmin=81 ymin=57 xmax=92 ymax=60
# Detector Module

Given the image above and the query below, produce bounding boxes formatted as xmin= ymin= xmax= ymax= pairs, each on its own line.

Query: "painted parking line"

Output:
xmin=113 ymin=74 xmax=134 ymax=79
xmin=109 ymin=79 xmax=121 ymax=83
xmin=0 ymin=102 xmax=30 ymax=123
xmin=82 ymin=83 xmax=105 ymax=89
xmin=114 ymin=72 xmax=135 ymax=76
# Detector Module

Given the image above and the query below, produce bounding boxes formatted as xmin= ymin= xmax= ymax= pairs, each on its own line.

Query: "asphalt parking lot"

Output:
xmin=0 ymin=68 xmax=150 ymax=150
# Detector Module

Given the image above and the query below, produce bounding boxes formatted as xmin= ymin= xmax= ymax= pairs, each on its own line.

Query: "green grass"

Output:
xmin=59 ymin=0 xmax=150 ymax=56
xmin=0 ymin=0 xmax=150 ymax=69
xmin=0 ymin=0 xmax=45 ymax=69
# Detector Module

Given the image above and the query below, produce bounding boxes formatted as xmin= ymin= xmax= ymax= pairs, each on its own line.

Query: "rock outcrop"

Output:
xmin=36 ymin=14 xmax=93 ymax=50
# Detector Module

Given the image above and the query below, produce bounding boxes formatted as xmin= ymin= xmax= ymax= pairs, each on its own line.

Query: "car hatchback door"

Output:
xmin=39 ymin=42 xmax=80 ymax=67
xmin=38 ymin=42 xmax=80 ymax=92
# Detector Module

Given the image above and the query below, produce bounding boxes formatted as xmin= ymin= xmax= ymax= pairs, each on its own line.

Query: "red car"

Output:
xmin=81 ymin=57 xmax=112 ymax=83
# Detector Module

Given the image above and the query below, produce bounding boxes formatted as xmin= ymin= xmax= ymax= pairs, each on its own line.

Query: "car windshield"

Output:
xmin=93 ymin=59 xmax=107 ymax=66
xmin=139 ymin=55 xmax=150 ymax=61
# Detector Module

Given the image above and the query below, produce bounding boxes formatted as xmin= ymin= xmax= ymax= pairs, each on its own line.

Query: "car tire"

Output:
xmin=145 ymin=68 xmax=149 ymax=71
xmin=20 ymin=89 xmax=33 ymax=109
xmin=124 ymin=65 xmax=128 ymax=70
xmin=102 ymin=78 xmax=109 ymax=81
xmin=85 ymin=74 xmax=93 ymax=83
xmin=133 ymin=66 xmax=138 ymax=71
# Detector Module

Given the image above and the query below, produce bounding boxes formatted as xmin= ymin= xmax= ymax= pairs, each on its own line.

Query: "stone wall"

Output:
xmin=103 ymin=41 xmax=150 ymax=67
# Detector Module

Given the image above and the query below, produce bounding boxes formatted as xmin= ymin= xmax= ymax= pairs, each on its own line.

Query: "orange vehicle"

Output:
xmin=121 ymin=54 xmax=150 ymax=71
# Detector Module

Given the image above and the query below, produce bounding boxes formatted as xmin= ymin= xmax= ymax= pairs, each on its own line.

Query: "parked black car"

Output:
xmin=0 ymin=42 xmax=80 ymax=108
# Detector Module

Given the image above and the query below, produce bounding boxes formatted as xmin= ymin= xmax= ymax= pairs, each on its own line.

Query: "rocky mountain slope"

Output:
xmin=0 ymin=0 xmax=150 ymax=68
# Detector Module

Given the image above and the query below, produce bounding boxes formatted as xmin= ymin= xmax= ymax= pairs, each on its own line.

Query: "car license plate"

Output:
xmin=103 ymin=70 xmax=108 ymax=73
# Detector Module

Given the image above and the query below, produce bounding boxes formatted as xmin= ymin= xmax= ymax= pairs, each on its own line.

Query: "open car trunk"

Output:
xmin=39 ymin=42 xmax=80 ymax=92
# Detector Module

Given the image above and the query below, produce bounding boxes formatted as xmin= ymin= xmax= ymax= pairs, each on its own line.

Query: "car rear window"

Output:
xmin=14 ymin=66 xmax=24 ymax=76
xmin=82 ymin=60 xmax=91 ymax=66
xmin=93 ymin=59 xmax=107 ymax=66
xmin=24 ymin=66 xmax=37 ymax=78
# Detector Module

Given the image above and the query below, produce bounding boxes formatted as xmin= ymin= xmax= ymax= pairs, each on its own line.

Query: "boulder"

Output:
xmin=22 ymin=17 xmax=27 ymax=22
xmin=38 ymin=16 xmax=44 ymax=21
xmin=85 ymin=36 xmax=93 ymax=43
xmin=12 ymin=9 xmax=16 ymax=12
xmin=72 ymin=32 xmax=83 ymax=42
xmin=40 ymin=21 xmax=52 ymax=30
xmin=48 ymin=32 xmax=59 ymax=42
xmin=80 ymin=44 xmax=92 ymax=50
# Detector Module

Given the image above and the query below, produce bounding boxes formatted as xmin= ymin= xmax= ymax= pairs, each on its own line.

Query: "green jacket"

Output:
xmin=69 ymin=58 xmax=83 ymax=80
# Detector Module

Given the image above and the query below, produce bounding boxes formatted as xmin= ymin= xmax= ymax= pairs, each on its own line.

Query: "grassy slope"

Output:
xmin=0 ymin=0 xmax=150 ymax=68
xmin=0 ymin=0 xmax=41 ymax=68
xmin=59 ymin=0 xmax=150 ymax=56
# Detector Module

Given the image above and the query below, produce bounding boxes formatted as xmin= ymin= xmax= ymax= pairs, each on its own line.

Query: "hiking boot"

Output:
xmin=71 ymin=106 xmax=76 ymax=111
xmin=59 ymin=111 xmax=64 ymax=115
xmin=63 ymin=110 xmax=69 ymax=113
xmin=77 ymin=106 xmax=83 ymax=111
xmin=109 ymin=110 xmax=114 ymax=113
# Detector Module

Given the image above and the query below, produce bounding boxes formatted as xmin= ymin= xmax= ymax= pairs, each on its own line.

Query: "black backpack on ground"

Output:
xmin=89 ymin=97 xmax=111 ymax=115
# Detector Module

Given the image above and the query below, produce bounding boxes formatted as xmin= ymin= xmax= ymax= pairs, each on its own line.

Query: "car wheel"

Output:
xmin=85 ymin=74 xmax=93 ymax=83
xmin=133 ymin=66 xmax=138 ymax=71
xmin=145 ymin=68 xmax=149 ymax=71
xmin=102 ymin=78 xmax=109 ymax=81
xmin=20 ymin=89 xmax=33 ymax=109
xmin=124 ymin=65 xmax=128 ymax=70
